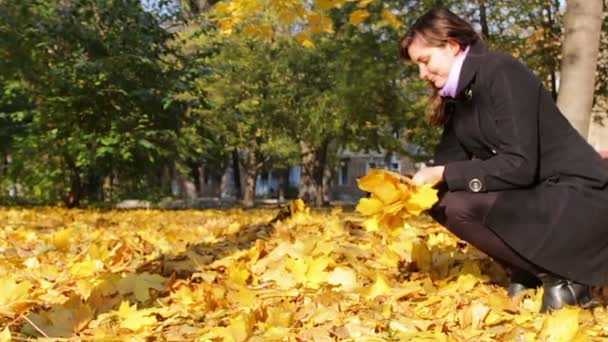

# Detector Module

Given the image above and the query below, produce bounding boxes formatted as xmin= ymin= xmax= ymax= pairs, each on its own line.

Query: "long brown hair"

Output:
xmin=399 ymin=8 xmax=479 ymax=126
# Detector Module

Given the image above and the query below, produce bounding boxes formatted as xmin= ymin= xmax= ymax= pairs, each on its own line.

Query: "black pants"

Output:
xmin=429 ymin=190 xmax=545 ymax=278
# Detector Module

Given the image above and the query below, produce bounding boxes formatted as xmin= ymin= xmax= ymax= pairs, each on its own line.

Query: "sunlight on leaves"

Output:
xmin=0 ymin=205 xmax=605 ymax=339
xmin=117 ymin=301 xmax=158 ymax=332
xmin=356 ymin=168 xmax=438 ymax=231
xmin=539 ymin=306 xmax=580 ymax=342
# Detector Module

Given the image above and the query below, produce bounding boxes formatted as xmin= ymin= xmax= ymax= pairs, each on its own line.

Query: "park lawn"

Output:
xmin=0 ymin=204 xmax=606 ymax=341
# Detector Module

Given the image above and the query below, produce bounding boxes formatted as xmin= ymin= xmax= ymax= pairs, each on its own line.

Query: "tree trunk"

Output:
xmin=231 ymin=150 xmax=242 ymax=199
xmin=299 ymin=141 xmax=329 ymax=206
xmin=241 ymin=150 xmax=258 ymax=208
xmin=322 ymin=162 xmax=332 ymax=206
xmin=84 ymin=173 xmax=102 ymax=202
xmin=189 ymin=162 xmax=201 ymax=196
xmin=2 ymin=153 xmax=8 ymax=176
xmin=299 ymin=142 xmax=319 ymax=205
xmin=556 ymin=0 xmax=603 ymax=138
xmin=219 ymin=162 xmax=232 ymax=198
xmin=161 ymin=163 xmax=172 ymax=195
xmin=169 ymin=162 xmax=181 ymax=197
xmin=197 ymin=165 xmax=205 ymax=197
xmin=64 ymin=161 xmax=81 ymax=208
xmin=544 ymin=1 xmax=559 ymax=99
xmin=478 ymin=0 xmax=490 ymax=40
xmin=102 ymin=175 xmax=113 ymax=202
xmin=277 ymin=168 xmax=289 ymax=202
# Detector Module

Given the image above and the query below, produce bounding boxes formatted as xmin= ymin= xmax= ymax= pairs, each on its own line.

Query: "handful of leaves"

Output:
xmin=355 ymin=168 xmax=439 ymax=231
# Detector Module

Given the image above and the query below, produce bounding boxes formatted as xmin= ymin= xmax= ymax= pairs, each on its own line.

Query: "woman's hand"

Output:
xmin=412 ymin=166 xmax=445 ymax=186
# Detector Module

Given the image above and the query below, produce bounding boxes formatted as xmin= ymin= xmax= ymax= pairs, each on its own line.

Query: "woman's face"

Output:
xmin=407 ymin=36 xmax=461 ymax=89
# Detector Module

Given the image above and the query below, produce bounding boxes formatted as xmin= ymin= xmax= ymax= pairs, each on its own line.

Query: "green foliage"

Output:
xmin=0 ymin=0 xmax=183 ymax=205
xmin=0 ymin=0 xmax=603 ymax=206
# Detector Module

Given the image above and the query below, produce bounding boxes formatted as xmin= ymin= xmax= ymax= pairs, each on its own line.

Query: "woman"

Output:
xmin=400 ymin=8 xmax=608 ymax=312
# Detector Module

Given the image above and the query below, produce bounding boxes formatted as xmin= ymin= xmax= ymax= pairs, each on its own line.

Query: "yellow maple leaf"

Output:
xmin=23 ymin=256 xmax=39 ymax=269
xmin=357 ymin=0 xmax=374 ymax=8
xmin=350 ymin=9 xmax=370 ymax=25
xmin=357 ymin=168 xmax=395 ymax=193
xmin=454 ymin=273 xmax=480 ymax=293
xmin=264 ymin=302 xmax=295 ymax=327
xmin=381 ymin=8 xmax=401 ymax=29
xmin=227 ymin=312 xmax=254 ymax=342
xmin=217 ymin=19 xmax=236 ymax=35
xmin=328 ymin=267 xmax=359 ymax=291
xmin=169 ymin=285 xmax=196 ymax=307
xmin=285 ymin=256 xmax=308 ymax=285
xmin=484 ymin=309 xmax=508 ymax=326
xmin=289 ymin=198 xmax=308 ymax=214
xmin=0 ymin=277 xmax=32 ymax=315
xmin=243 ymin=24 xmax=274 ymax=41
xmin=371 ymin=182 xmax=401 ymax=204
xmin=233 ymin=0 xmax=263 ymax=16
xmin=117 ymin=273 xmax=167 ymax=303
xmin=212 ymin=1 xmax=233 ymax=16
xmin=355 ymin=197 xmax=384 ymax=215
xmin=308 ymin=13 xmax=334 ymax=34
xmin=405 ymin=184 xmax=438 ymax=215
xmin=365 ymin=274 xmax=392 ymax=299
xmin=75 ymin=278 xmax=105 ymax=300
xmin=285 ymin=255 xmax=330 ymax=289
xmin=302 ymin=39 xmax=315 ymax=49
xmin=362 ymin=217 xmax=380 ymax=232
xmin=379 ymin=214 xmax=404 ymax=234
xmin=69 ymin=259 xmax=104 ymax=278
xmin=470 ymin=302 xmax=491 ymax=328
xmin=383 ymin=198 xmax=407 ymax=215
xmin=306 ymin=256 xmax=330 ymax=287
xmin=117 ymin=301 xmax=157 ymax=332
xmin=228 ymin=263 xmax=250 ymax=286
xmin=540 ymin=307 xmax=580 ymax=342
xmin=316 ymin=0 xmax=342 ymax=10
xmin=50 ymin=228 xmax=73 ymax=252
xmin=377 ymin=247 xmax=401 ymax=268
xmin=227 ymin=285 xmax=258 ymax=308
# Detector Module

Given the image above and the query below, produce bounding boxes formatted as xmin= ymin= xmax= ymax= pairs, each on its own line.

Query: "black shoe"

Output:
xmin=538 ymin=273 xmax=596 ymax=312
xmin=507 ymin=269 xmax=542 ymax=297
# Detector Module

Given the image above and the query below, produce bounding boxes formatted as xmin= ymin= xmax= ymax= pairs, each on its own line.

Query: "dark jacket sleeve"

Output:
xmin=433 ymin=115 xmax=470 ymax=165
xmin=443 ymin=57 xmax=541 ymax=192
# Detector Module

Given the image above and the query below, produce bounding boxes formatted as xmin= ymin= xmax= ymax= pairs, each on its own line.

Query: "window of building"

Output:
xmin=339 ymin=162 xmax=348 ymax=186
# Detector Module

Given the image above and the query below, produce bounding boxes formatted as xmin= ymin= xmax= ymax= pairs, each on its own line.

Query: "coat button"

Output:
xmin=465 ymin=88 xmax=473 ymax=100
xmin=468 ymin=178 xmax=483 ymax=192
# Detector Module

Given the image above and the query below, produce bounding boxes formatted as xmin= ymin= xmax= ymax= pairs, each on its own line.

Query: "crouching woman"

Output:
xmin=401 ymin=8 xmax=608 ymax=312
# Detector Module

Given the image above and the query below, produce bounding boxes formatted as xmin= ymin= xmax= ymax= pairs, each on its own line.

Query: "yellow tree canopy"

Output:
xmin=211 ymin=0 xmax=402 ymax=46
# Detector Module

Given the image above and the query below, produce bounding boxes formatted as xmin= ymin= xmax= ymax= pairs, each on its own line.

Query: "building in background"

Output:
xmin=191 ymin=147 xmax=422 ymax=203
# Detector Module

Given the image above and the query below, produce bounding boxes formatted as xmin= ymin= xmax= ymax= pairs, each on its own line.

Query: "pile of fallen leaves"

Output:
xmin=0 ymin=173 xmax=607 ymax=340
xmin=355 ymin=168 xmax=439 ymax=232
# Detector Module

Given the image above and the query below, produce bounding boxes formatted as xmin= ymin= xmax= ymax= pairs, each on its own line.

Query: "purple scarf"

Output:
xmin=439 ymin=45 xmax=470 ymax=98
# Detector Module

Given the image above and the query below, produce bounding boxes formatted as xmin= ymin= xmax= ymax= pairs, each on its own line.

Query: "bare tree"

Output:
xmin=556 ymin=0 xmax=604 ymax=138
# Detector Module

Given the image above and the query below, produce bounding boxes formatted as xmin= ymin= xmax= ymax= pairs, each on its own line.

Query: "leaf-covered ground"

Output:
xmin=0 ymin=205 xmax=607 ymax=341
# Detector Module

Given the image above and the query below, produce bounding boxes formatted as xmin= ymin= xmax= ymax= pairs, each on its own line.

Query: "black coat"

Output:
xmin=435 ymin=41 xmax=608 ymax=285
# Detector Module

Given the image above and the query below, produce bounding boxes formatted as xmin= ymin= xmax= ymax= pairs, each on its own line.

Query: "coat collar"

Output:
xmin=455 ymin=40 xmax=486 ymax=97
